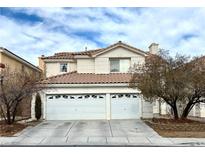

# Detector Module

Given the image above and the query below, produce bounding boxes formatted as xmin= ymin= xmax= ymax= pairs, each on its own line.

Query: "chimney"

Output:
xmin=149 ymin=43 xmax=159 ymax=54
xmin=38 ymin=56 xmax=46 ymax=78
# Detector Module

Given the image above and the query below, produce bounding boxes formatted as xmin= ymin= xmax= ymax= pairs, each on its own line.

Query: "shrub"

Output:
xmin=35 ymin=93 xmax=42 ymax=120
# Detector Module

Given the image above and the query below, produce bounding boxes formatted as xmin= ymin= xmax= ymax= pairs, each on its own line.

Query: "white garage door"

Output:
xmin=111 ymin=94 xmax=140 ymax=119
xmin=46 ymin=94 xmax=106 ymax=120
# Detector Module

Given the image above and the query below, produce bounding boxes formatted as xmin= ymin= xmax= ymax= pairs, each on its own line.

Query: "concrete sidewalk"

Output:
xmin=1 ymin=120 xmax=205 ymax=146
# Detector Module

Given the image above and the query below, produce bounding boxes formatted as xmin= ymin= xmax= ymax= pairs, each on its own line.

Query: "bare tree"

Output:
xmin=130 ymin=50 xmax=205 ymax=120
xmin=0 ymin=68 xmax=43 ymax=124
xmin=180 ymin=56 xmax=205 ymax=119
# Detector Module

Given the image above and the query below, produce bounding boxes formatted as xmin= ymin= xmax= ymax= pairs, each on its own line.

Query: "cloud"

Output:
xmin=0 ymin=7 xmax=205 ymax=65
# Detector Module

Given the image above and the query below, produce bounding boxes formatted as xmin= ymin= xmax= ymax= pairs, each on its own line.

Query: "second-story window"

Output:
xmin=110 ymin=59 xmax=130 ymax=73
xmin=60 ymin=63 xmax=68 ymax=72
xmin=110 ymin=59 xmax=120 ymax=72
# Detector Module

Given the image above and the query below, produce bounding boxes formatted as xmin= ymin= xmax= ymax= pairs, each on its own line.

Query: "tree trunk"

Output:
xmin=163 ymin=96 xmax=179 ymax=120
xmin=165 ymin=102 xmax=179 ymax=120
xmin=172 ymin=103 xmax=179 ymax=120
xmin=181 ymin=102 xmax=194 ymax=119
xmin=12 ymin=103 xmax=18 ymax=123
xmin=173 ymin=107 xmax=179 ymax=120
xmin=0 ymin=105 xmax=6 ymax=121
xmin=12 ymin=111 xmax=16 ymax=123
xmin=6 ymin=106 xmax=11 ymax=124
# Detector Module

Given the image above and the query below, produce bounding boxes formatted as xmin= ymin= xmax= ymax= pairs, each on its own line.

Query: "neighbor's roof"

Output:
xmin=41 ymin=71 xmax=132 ymax=84
xmin=41 ymin=41 xmax=147 ymax=60
xmin=0 ymin=47 xmax=41 ymax=72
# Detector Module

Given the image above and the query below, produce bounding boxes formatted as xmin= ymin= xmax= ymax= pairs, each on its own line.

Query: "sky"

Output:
xmin=0 ymin=7 xmax=205 ymax=65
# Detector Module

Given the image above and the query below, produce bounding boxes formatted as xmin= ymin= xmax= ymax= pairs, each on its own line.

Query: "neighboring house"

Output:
xmin=31 ymin=41 xmax=159 ymax=120
xmin=0 ymin=47 xmax=42 ymax=118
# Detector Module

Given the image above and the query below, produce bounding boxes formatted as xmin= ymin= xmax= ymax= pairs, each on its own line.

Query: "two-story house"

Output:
xmin=0 ymin=47 xmax=42 ymax=118
xmin=32 ymin=41 xmax=159 ymax=120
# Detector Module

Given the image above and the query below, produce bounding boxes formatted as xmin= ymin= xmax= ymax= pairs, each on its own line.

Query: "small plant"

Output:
xmin=35 ymin=93 xmax=42 ymax=120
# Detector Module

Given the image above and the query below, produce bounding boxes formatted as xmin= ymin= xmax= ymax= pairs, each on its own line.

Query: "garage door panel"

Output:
xmin=46 ymin=93 xmax=140 ymax=120
xmin=46 ymin=94 xmax=106 ymax=120
xmin=47 ymin=103 xmax=105 ymax=112
xmin=48 ymin=114 xmax=105 ymax=120
xmin=111 ymin=94 xmax=140 ymax=119
xmin=112 ymin=104 xmax=139 ymax=112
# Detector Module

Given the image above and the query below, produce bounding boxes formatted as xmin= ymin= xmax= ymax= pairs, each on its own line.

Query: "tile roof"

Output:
xmin=41 ymin=41 xmax=147 ymax=60
xmin=42 ymin=49 xmax=103 ymax=59
xmin=41 ymin=71 xmax=133 ymax=84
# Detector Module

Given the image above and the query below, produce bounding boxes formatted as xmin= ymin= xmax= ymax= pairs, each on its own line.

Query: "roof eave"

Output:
xmin=93 ymin=43 xmax=148 ymax=57
xmin=43 ymin=59 xmax=76 ymax=62
xmin=41 ymin=83 xmax=130 ymax=88
xmin=0 ymin=47 xmax=41 ymax=72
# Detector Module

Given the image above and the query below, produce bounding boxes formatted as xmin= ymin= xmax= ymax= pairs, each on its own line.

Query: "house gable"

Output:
xmin=94 ymin=45 xmax=147 ymax=74
xmin=93 ymin=42 xmax=147 ymax=58
xmin=96 ymin=46 xmax=146 ymax=58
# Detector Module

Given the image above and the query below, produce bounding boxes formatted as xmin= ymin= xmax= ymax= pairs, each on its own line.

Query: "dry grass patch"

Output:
xmin=0 ymin=120 xmax=41 ymax=137
xmin=144 ymin=118 xmax=205 ymax=138
xmin=0 ymin=121 xmax=27 ymax=137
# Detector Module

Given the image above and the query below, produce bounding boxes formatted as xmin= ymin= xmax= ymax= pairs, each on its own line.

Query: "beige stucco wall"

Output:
xmin=70 ymin=62 xmax=77 ymax=72
xmin=95 ymin=57 xmax=110 ymax=74
xmin=45 ymin=62 xmax=77 ymax=77
xmin=1 ymin=52 xmax=25 ymax=72
xmin=0 ymin=52 xmax=40 ymax=76
xmin=195 ymin=104 xmax=201 ymax=117
xmin=38 ymin=57 xmax=45 ymax=77
xmin=200 ymin=104 xmax=205 ymax=117
xmin=77 ymin=59 xmax=95 ymax=73
xmin=131 ymin=57 xmax=145 ymax=66
xmin=43 ymin=86 xmax=140 ymax=94
xmin=94 ymin=47 xmax=145 ymax=74
xmin=153 ymin=100 xmax=160 ymax=114
xmin=46 ymin=62 xmax=60 ymax=77
xmin=141 ymin=99 xmax=154 ymax=118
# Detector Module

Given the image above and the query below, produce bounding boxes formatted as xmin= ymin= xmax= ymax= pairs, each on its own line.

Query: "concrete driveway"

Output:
xmin=1 ymin=120 xmax=205 ymax=146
